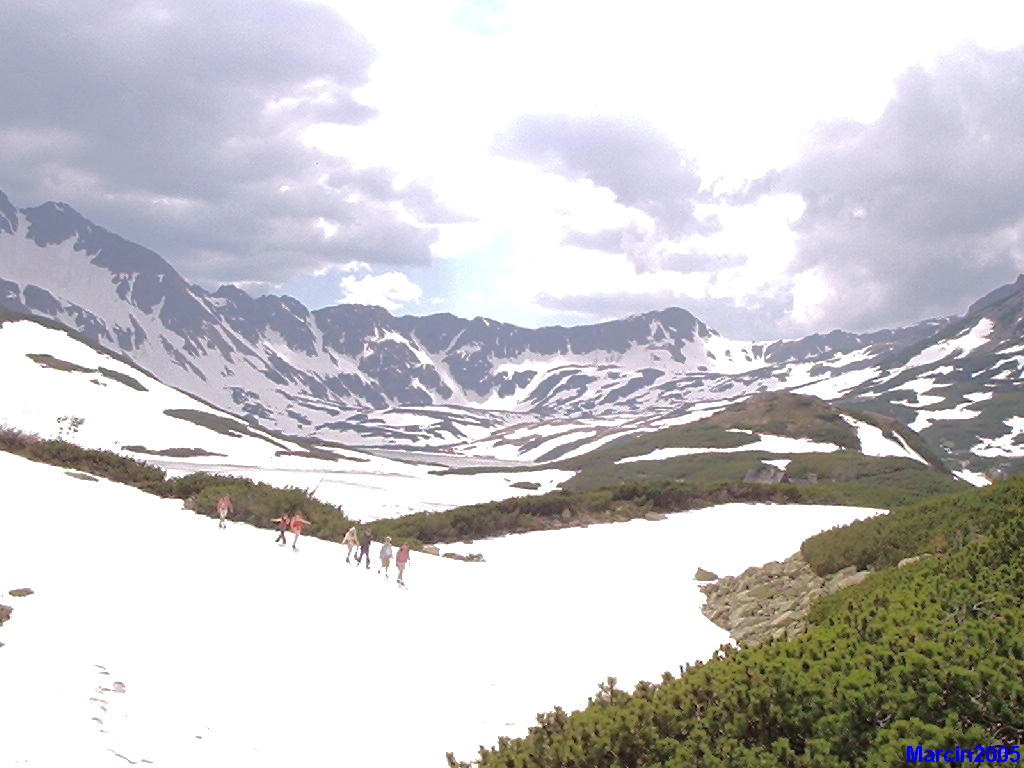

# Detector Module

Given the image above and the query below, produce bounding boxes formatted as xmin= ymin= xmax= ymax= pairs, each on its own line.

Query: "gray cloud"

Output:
xmin=741 ymin=46 xmax=1024 ymax=330
xmin=562 ymin=227 xmax=634 ymax=253
xmin=0 ymin=0 xmax=456 ymax=287
xmin=496 ymin=115 xmax=718 ymax=238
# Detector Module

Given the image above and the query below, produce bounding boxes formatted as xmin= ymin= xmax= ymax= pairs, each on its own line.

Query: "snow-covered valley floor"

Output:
xmin=0 ymin=451 xmax=881 ymax=767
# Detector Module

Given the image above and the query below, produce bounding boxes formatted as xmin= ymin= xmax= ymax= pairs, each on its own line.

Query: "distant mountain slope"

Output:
xmin=0 ymin=189 xmax=946 ymax=440
xmin=1 ymin=188 xmax=1021 ymax=479
xmin=547 ymin=393 xmax=960 ymax=498
xmin=838 ymin=274 xmax=1024 ymax=480
xmin=0 ymin=316 xmax=572 ymax=519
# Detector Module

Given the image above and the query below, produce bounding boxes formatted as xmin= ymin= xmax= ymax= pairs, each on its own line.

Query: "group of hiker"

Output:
xmin=215 ymin=494 xmax=411 ymax=586
xmin=342 ymin=526 xmax=411 ymax=585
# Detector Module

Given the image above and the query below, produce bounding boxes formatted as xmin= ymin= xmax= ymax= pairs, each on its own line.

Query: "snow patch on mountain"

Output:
xmin=971 ymin=416 xmax=1024 ymax=458
xmin=839 ymin=414 xmax=928 ymax=464
xmin=617 ymin=434 xmax=840 ymax=464
xmin=905 ymin=318 xmax=995 ymax=368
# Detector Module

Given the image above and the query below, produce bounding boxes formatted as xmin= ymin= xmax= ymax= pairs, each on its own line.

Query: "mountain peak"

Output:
xmin=0 ymin=189 xmax=18 ymax=234
xmin=966 ymin=274 xmax=1024 ymax=316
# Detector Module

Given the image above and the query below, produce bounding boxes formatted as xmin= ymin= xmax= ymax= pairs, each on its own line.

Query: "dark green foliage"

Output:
xmin=455 ymin=473 xmax=1024 ymax=767
xmin=373 ymin=467 xmax=962 ymax=547
xmin=371 ymin=480 xmax=853 ymax=545
xmin=165 ymin=473 xmax=358 ymax=542
xmin=801 ymin=476 xmax=1024 ymax=576
xmin=0 ymin=428 xmax=167 ymax=493
xmin=0 ymin=429 xmax=357 ymax=543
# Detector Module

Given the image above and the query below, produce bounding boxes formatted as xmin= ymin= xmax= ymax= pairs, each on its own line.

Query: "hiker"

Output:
xmin=396 ymin=543 xmax=410 ymax=586
xmin=290 ymin=511 xmax=311 ymax=551
xmin=355 ymin=529 xmax=373 ymax=569
xmin=342 ymin=526 xmax=359 ymax=563
xmin=272 ymin=512 xmax=292 ymax=546
xmin=379 ymin=536 xmax=394 ymax=579
xmin=216 ymin=494 xmax=233 ymax=529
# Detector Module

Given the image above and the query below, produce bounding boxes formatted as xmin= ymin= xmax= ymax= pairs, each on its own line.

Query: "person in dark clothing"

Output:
xmin=355 ymin=529 xmax=373 ymax=569
xmin=272 ymin=513 xmax=292 ymax=546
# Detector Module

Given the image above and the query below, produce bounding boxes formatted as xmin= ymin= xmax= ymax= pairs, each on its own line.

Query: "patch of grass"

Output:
xmin=801 ymin=473 xmax=1024 ymax=575
xmin=97 ymin=367 xmax=148 ymax=391
xmin=0 ymin=428 xmax=168 ymax=493
xmin=123 ymin=445 xmax=225 ymax=458
xmin=26 ymin=353 xmax=93 ymax=373
xmin=25 ymin=352 xmax=150 ymax=392
xmin=163 ymin=409 xmax=288 ymax=449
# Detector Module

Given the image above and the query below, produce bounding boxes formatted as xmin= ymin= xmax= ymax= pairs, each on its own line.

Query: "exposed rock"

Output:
xmin=442 ymin=552 xmax=485 ymax=563
xmin=66 ymin=471 xmax=99 ymax=482
xmin=644 ymin=512 xmax=668 ymax=521
xmin=897 ymin=553 xmax=933 ymax=568
xmin=183 ymin=497 xmax=197 ymax=511
xmin=8 ymin=588 xmax=33 ymax=597
xmin=421 ymin=544 xmax=440 ymax=556
xmin=0 ymin=603 xmax=12 ymax=627
xmin=693 ymin=567 xmax=719 ymax=581
xmin=700 ymin=552 xmax=872 ymax=646
xmin=743 ymin=466 xmax=786 ymax=484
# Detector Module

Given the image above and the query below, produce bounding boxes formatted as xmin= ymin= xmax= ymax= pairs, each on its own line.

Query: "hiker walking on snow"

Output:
xmin=272 ymin=512 xmax=292 ymax=546
xmin=355 ymin=529 xmax=373 ymax=569
xmin=379 ymin=536 xmax=394 ymax=579
xmin=342 ymin=526 xmax=359 ymax=563
xmin=290 ymin=511 xmax=311 ymax=551
xmin=217 ymin=494 xmax=233 ymax=529
xmin=396 ymin=543 xmax=410 ymax=586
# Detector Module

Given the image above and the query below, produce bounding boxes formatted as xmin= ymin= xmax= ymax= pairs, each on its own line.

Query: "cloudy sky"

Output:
xmin=4 ymin=0 xmax=1024 ymax=337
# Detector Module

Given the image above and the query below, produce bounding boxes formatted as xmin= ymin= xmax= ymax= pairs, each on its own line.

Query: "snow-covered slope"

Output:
xmin=0 ymin=189 xmax=948 ymax=443
xmin=0 ymin=450 xmax=882 ymax=767
xmin=0 ymin=319 xmax=571 ymax=519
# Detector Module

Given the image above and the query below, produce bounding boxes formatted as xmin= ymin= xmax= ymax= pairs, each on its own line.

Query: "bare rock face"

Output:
xmin=699 ymin=553 xmax=872 ymax=646
xmin=693 ymin=567 xmax=719 ymax=581
xmin=8 ymin=588 xmax=33 ymax=597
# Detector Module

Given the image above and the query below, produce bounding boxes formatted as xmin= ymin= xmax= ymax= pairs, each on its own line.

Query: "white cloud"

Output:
xmin=338 ymin=266 xmax=423 ymax=309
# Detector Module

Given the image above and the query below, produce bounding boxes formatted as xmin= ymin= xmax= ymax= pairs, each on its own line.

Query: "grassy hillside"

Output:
xmin=543 ymin=393 xmax=956 ymax=496
xmin=450 ymin=474 xmax=1024 ymax=767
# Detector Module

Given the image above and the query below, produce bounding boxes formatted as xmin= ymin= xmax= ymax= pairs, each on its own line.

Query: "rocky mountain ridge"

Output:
xmin=1 ymin=189 xmax=1022 ymax=469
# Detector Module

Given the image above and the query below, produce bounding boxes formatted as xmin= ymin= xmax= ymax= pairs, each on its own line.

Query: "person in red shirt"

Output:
xmin=396 ymin=543 xmax=411 ymax=586
xmin=289 ymin=511 xmax=311 ymax=551
xmin=216 ymin=495 xmax=233 ymax=529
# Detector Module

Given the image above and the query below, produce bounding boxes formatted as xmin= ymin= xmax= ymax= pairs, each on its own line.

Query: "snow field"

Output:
xmin=0 ymin=451 xmax=882 ymax=767
xmin=617 ymin=433 xmax=841 ymax=464
xmin=0 ymin=321 xmax=578 ymax=520
xmin=838 ymin=415 xmax=928 ymax=464
xmin=157 ymin=461 xmax=575 ymax=520
xmin=905 ymin=318 xmax=994 ymax=368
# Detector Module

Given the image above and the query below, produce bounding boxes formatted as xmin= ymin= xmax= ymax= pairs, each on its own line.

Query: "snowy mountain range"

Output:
xmin=1 ymin=188 xmax=1022 ymax=473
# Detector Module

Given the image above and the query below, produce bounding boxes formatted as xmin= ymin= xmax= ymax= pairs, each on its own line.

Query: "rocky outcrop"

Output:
xmin=8 ymin=587 xmax=33 ymax=597
xmin=694 ymin=567 xmax=719 ymax=581
xmin=442 ymin=552 xmax=485 ymax=562
xmin=699 ymin=553 xmax=870 ymax=645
